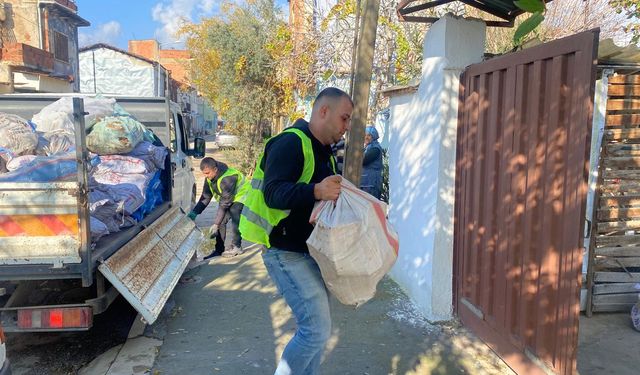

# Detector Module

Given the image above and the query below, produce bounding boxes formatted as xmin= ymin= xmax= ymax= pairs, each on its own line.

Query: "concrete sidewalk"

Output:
xmin=147 ymin=247 xmax=514 ymax=375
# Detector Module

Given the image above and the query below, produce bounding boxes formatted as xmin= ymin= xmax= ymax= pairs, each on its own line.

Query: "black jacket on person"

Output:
xmin=192 ymin=161 xmax=239 ymax=226
xmin=262 ymin=119 xmax=336 ymax=253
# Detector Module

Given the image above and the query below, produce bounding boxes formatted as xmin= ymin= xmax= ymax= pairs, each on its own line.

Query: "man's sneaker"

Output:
xmin=221 ymin=247 xmax=243 ymax=258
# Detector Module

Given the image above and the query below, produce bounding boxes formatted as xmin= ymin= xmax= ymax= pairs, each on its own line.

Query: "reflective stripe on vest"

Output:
xmin=239 ymin=128 xmax=336 ymax=247
xmin=206 ymin=168 xmax=250 ymax=204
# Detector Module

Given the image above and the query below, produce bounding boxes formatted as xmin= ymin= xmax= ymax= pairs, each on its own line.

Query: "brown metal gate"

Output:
xmin=454 ymin=30 xmax=598 ymax=375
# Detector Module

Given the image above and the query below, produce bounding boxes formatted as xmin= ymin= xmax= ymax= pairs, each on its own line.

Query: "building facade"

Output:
xmin=129 ymin=39 xmax=215 ymax=137
xmin=0 ymin=0 xmax=89 ymax=93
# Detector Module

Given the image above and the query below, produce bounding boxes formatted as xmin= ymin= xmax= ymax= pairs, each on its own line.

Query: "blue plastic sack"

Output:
xmin=131 ymin=171 xmax=164 ymax=221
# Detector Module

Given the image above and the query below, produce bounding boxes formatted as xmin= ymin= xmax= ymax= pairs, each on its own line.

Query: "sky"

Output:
xmin=76 ymin=0 xmax=289 ymax=50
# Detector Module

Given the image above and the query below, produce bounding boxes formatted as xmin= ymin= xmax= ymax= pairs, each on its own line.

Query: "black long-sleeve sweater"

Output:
xmin=192 ymin=161 xmax=238 ymax=226
xmin=262 ymin=119 xmax=336 ymax=252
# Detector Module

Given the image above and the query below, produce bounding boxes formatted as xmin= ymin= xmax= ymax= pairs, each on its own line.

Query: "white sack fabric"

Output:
xmin=307 ymin=178 xmax=399 ymax=307
xmin=0 ymin=113 xmax=38 ymax=156
xmin=31 ymin=96 xmax=116 ymax=133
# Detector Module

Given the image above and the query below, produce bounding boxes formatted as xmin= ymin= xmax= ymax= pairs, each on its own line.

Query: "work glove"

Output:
xmin=187 ymin=212 xmax=197 ymax=221
xmin=209 ymin=224 xmax=219 ymax=239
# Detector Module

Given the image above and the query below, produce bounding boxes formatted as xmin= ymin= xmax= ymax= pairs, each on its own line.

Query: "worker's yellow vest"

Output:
xmin=206 ymin=168 xmax=250 ymax=204
xmin=239 ymin=128 xmax=336 ymax=247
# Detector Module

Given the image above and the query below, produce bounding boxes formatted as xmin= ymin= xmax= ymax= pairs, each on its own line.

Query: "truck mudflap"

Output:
xmin=98 ymin=206 xmax=203 ymax=324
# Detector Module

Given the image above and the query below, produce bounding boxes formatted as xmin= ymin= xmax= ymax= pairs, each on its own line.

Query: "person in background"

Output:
xmin=188 ymin=157 xmax=249 ymax=258
xmin=360 ymin=125 xmax=383 ymax=199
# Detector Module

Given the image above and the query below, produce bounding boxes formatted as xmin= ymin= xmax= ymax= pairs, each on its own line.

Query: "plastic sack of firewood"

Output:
xmin=307 ymin=178 xmax=399 ymax=307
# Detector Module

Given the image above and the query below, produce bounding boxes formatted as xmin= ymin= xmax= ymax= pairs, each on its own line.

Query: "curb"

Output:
xmin=78 ymin=314 xmax=160 ymax=375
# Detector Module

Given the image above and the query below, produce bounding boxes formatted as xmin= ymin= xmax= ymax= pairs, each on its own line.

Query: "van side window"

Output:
xmin=176 ymin=114 xmax=188 ymax=152
xmin=169 ymin=115 xmax=178 ymax=152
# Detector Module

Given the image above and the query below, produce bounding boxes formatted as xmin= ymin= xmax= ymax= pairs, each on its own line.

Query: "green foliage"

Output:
xmin=514 ymin=0 xmax=545 ymax=13
xmin=320 ymin=0 xmax=426 ymax=115
xmin=610 ymin=0 xmax=640 ymax=44
xmin=180 ymin=0 xmax=297 ymax=174
xmin=513 ymin=11 xmax=545 ymax=44
xmin=513 ymin=0 xmax=546 ymax=45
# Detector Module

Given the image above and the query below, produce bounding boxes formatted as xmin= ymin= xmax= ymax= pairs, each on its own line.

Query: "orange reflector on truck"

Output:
xmin=18 ymin=307 xmax=92 ymax=330
xmin=0 ymin=214 xmax=79 ymax=237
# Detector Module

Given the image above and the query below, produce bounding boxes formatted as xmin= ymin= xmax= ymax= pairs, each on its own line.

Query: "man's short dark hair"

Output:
xmin=313 ymin=87 xmax=353 ymax=109
xmin=200 ymin=157 xmax=217 ymax=170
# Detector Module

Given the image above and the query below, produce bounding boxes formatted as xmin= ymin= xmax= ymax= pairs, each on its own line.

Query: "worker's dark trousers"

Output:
xmin=217 ymin=202 xmax=243 ymax=251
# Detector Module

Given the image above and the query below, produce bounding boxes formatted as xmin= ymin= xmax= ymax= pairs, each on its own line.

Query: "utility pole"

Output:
xmin=343 ymin=0 xmax=380 ymax=186
xmin=348 ymin=0 xmax=362 ymax=96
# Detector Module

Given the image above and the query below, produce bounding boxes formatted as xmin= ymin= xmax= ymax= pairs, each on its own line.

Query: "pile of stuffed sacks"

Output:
xmin=0 ymin=97 xmax=168 ymax=242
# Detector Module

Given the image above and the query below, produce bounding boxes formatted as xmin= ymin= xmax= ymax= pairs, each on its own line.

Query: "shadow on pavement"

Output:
xmin=149 ymin=248 xmax=513 ymax=375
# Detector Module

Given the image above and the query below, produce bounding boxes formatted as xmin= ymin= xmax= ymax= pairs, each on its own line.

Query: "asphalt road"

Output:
xmin=5 ymin=296 xmax=137 ymax=375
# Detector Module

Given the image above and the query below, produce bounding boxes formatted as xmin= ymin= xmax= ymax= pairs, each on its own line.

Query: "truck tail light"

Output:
xmin=18 ymin=307 xmax=92 ymax=330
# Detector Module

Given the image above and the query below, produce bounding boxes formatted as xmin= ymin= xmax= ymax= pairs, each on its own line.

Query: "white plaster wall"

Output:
xmin=388 ymin=14 xmax=485 ymax=321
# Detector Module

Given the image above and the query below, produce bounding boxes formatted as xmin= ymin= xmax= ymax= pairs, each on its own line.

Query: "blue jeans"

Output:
xmin=262 ymin=248 xmax=331 ymax=375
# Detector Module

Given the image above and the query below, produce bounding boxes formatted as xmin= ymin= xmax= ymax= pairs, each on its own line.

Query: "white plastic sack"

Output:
xmin=37 ymin=132 xmax=75 ymax=155
xmin=31 ymin=96 xmax=116 ymax=133
xmin=6 ymin=155 xmax=37 ymax=172
xmin=0 ymin=112 xmax=38 ymax=156
xmin=307 ymin=179 xmax=399 ymax=306
xmin=95 ymin=155 xmax=149 ymax=174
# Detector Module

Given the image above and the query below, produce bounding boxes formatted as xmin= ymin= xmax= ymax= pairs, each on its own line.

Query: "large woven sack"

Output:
xmin=31 ymin=96 xmax=116 ymax=133
xmin=0 ymin=112 xmax=38 ymax=155
xmin=86 ymin=116 xmax=145 ymax=155
xmin=307 ymin=178 xmax=399 ymax=306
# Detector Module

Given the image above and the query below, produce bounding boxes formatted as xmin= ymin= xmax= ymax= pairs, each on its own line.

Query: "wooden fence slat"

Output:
xmin=593 ymin=283 xmax=640 ymax=295
xmin=595 ymin=256 xmax=640 ymax=268
xmin=593 ymin=293 xmax=639 ymax=304
xmin=594 ymin=271 xmax=640 ymax=282
xmin=595 ymin=246 xmax=640 ymax=256
xmin=592 ymin=303 xmax=635 ymax=312
xmin=599 ymin=195 xmax=640 ymax=207
xmin=606 ymin=144 xmax=640 ymax=156
xmin=597 ymin=208 xmax=640 ymax=220
xmin=598 ymin=222 xmax=640 ymax=233
xmin=609 ymin=75 xmax=640 ymax=85
xmin=608 ymin=84 xmax=640 ymax=97
xmin=600 ymin=183 xmax=640 ymax=193
xmin=606 ymin=114 xmax=640 ymax=127
xmin=605 ymin=128 xmax=640 ymax=140
xmin=607 ymin=99 xmax=640 ymax=111
xmin=603 ymin=169 xmax=640 ymax=179
xmin=603 ymin=157 xmax=640 ymax=168
xmin=596 ymin=234 xmax=640 ymax=246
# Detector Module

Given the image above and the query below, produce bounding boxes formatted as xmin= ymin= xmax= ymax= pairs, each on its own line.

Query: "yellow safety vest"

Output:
xmin=239 ymin=128 xmax=336 ymax=247
xmin=206 ymin=167 xmax=250 ymax=204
